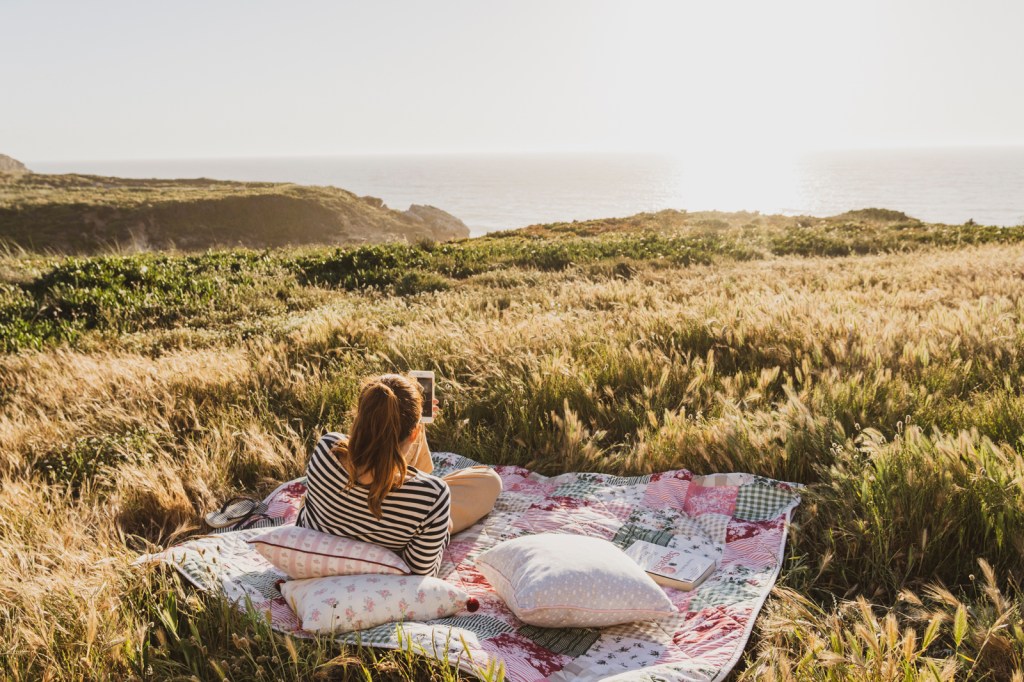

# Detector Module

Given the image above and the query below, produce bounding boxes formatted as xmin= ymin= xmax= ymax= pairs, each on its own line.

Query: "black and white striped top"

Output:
xmin=295 ymin=432 xmax=451 ymax=576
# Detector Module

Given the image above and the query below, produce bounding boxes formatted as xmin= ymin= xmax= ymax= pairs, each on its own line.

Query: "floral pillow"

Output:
xmin=250 ymin=525 xmax=410 ymax=579
xmin=475 ymin=532 xmax=678 ymax=628
xmin=281 ymin=574 xmax=478 ymax=634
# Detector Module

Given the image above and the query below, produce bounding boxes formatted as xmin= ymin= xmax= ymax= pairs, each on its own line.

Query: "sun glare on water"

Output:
xmin=663 ymin=148 xmax=807 ymax=216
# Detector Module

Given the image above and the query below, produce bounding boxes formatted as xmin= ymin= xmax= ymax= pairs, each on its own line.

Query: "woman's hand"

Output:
xmin=430 ymin=397 xmax=440 ymax=421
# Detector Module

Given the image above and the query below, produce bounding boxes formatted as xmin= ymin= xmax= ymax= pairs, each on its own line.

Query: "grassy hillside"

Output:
xmin=0 ymin=172 xmax=469 ymax=253
xmin=2 ymin=207 xmax=1024 ymax=353
xmin=1 ymin=211 xmax=1023 ymax=680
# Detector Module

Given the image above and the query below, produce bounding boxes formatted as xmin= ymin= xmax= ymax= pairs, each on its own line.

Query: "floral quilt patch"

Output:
xmin=141 ymin=454 xmax=801 ymax=681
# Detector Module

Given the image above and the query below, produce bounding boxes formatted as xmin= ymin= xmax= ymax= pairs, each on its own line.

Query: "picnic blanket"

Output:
xmin=142 ymin=453 xmax=801 ymax=681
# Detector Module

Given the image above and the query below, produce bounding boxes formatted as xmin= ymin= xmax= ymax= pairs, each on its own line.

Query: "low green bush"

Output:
xmin=31 ymin=428 xmax=154 ymax=492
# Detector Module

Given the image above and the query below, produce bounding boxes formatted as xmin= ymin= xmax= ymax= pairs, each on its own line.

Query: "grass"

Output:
xmin=1 ymin=211 xmax=1023 ymax=680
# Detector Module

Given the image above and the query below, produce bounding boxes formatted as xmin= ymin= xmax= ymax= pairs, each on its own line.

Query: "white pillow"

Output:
xmin=250 ymin=525 xmax=410 ymax=579
xmin=475 ymin=533 xmax=677 ymax=628
xmin=281 ymin=574 xmax=477 ymax=634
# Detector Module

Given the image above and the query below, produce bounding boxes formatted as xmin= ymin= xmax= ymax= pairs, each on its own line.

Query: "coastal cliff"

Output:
xmin=0 ymin=172 xmax=469 ymax=253
xmin=0 ymin=154 xmax=30 ymax=173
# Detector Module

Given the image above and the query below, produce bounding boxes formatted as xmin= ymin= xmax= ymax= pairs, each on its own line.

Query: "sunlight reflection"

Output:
xmin=665 ymin=150 xmax=805 ymax=216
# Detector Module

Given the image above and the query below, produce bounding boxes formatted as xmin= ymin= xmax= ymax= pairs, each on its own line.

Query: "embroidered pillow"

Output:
xmin=250 ymin=525 xmax=410 ymax=579
xmin=281 ymin=574 xmax=477 ymax=634
xmin=475 ymin=532 xmax=677 ymax=627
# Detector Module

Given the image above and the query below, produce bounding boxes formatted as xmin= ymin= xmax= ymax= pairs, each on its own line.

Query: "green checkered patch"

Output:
xmin=517 ymin=625 xmax=601 ymax=657
xmin=611 ymin=523 xmax=674 ymax=548
xmin=430 ymin=615 xmax=515 ymax=640
xmin=734 ymin=478 xmax=801 ymax=521
xmin=238 ymin=569 xmax=287 ymax=600
xmin=431 ymin=454 xmax=483 ymax=477
xmin=176 ymin=555 xmax=222 ymax=592
xmin=552 ymin=477 xmax=603 ymax=498
xmin=492 ymin=493 xmax=540 ymax=513
xmin=599 ymin=473 xmax=654 ymax=487
xmin=341 ymin=622 xmax=401 ymax=647
xmin=688 ymin=575 xmax=762 ymax=611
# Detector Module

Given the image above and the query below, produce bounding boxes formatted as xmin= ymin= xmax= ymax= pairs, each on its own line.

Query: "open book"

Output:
xmin=625 ymin=540 xmax=716 ymax=591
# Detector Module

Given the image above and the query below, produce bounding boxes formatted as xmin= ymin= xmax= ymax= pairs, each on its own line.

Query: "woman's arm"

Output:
xmin=401 ymin=484 xmax=451 ymax=576
xmin=405 ymin=394 xmax=439 ymax=473
xmin=406 ymin=427 xmax=434 ymax=473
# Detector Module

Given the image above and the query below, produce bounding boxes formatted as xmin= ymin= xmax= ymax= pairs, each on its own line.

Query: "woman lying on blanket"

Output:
xmin=296 ymin=373 xmax=502 ymax=576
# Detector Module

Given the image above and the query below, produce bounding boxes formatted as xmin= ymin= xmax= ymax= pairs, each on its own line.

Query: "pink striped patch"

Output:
xmin=250 ymin=525 xmax=410 ymax=580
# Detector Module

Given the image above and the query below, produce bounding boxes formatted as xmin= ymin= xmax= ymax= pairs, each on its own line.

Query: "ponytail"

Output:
xmin=334 ymin=374 xmax=423 ymax=518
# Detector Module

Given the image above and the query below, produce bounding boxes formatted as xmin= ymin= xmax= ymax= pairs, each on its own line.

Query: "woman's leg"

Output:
xmin=443 ymin=466 xmax=503 ymax=534
xmin=403 ymin=428 xmax=501 ymax=532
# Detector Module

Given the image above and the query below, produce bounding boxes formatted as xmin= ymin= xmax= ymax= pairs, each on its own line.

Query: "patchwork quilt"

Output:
xmin=142 ymin=454 xmax=801 ymax=681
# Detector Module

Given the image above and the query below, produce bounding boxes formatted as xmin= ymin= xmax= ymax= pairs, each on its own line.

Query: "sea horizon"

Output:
xmin=30 ymin=148 xmax=1024 ymax=236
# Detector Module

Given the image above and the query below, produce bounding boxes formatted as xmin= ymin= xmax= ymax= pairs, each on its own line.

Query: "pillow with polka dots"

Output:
xmin=249 ymin=525 xmax=410 ymax=579
xmin=474 ymin=532 xmax=678 ymax=628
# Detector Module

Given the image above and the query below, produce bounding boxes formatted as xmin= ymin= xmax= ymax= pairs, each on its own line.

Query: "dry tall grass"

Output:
xmin=1 ymin=240 xmax=1023 ymax=680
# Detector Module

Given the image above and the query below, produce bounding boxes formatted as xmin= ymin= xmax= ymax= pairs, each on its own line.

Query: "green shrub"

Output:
xmin=392 ymin=270 xmax=452 ymax=295
xmin=31 ymin=428 xmax=154 ymax=492
xmin=292 ymin=243 xmax=429 ymax=290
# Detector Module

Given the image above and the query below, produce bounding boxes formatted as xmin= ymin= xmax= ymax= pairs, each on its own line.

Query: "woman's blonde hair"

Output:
xmin=332 ymin=373 xmax=423 ymax=518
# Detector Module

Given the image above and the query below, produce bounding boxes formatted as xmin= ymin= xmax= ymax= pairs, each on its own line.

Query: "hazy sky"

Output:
xmin=3 ymin=0 xmax=1023 ymax=162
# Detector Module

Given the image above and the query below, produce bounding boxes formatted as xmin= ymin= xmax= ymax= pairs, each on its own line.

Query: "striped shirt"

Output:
xmin=295 ymin=432 xmax=451 ymax=576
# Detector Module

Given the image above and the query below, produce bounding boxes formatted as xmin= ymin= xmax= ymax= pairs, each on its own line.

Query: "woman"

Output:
xmin=296 ymin=373 xmax=502 ymax=576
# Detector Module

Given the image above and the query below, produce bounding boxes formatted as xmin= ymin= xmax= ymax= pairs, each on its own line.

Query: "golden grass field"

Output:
xmin=1 ymin=212 xmax=1023 ymax=680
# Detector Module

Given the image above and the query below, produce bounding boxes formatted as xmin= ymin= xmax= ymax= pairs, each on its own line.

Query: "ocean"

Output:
xmin=31 ymin=149 xmax=1024 ymax=237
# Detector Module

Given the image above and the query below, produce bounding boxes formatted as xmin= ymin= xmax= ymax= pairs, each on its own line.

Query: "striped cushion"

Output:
xmin=250 ymin=525 xmax=411 ymax=579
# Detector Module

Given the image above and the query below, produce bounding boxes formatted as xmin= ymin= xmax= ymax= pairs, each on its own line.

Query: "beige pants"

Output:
xmin=406 ymin=430 xmax=503 ymax=534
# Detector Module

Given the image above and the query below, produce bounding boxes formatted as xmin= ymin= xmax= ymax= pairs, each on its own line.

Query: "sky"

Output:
xmin=2 ymin=0 xmax=1024 ymax=163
